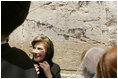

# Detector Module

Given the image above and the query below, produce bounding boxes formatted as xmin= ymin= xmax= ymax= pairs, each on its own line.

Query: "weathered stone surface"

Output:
xmin=9 ymin=1 xmax=117 ymax=78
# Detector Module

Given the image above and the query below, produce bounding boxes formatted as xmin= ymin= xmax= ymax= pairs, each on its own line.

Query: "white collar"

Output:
xmin=1 ymin=40 xmax=7 ymax=45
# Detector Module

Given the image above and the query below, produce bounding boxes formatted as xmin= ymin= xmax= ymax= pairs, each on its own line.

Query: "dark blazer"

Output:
xmin=1 ymin=43 xmax=38 ymax=78
xmin=33 ymin=61 xmax=61 ymax=78
xmin=51 ymin=63 xmax=61 ymax=78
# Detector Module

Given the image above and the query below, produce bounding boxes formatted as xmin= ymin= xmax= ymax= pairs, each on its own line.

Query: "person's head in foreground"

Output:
xmin=80 ymin=47 xmax=105 ymax=78
xmin=1 ymin=1 xmax=30 ymax=40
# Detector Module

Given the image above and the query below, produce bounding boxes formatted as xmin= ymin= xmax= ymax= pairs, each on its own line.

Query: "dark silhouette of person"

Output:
xmin=1 ymin=1 xmax=38 ymax=78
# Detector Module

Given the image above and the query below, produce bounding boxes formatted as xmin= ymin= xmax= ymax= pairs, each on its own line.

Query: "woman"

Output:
xmin=97 ymin=45 xmax=117 ymax=78
xmin=31 ymin=34 xmax=61 ymax=78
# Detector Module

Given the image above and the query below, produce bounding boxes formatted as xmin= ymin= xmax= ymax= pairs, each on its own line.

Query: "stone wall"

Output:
xmin=9 ymin=1 xmax=117 ymax=78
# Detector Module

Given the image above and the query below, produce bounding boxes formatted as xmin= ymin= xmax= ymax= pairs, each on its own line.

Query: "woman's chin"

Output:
xmin=34 ymin=59 xmax=42 ymax=63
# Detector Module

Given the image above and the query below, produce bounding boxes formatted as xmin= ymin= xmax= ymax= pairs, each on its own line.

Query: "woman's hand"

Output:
xmin=39 ymin=61 xmax=53 ymax=78
xmin=34 ymin=64 xmax=40 ymax=75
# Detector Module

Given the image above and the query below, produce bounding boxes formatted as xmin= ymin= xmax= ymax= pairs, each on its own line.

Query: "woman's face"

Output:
xmin=32 ymin=42 xmax=46 ymax=62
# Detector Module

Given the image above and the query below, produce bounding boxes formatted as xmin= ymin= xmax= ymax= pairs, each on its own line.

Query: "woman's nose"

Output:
xmin=32 ymin=49 xmax=39 ymax=54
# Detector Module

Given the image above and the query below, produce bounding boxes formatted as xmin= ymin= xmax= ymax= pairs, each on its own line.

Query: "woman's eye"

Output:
xmin=38 ymin=48 xmax=42 ymax=50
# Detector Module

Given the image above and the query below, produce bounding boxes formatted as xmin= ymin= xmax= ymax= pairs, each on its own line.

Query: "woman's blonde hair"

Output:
xmin=32 ymin=35 xmax=50 ymax=52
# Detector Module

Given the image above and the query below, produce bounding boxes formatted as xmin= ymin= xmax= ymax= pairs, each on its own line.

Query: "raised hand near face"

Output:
xmin=39 ymin=61 xmax=53 ymax=78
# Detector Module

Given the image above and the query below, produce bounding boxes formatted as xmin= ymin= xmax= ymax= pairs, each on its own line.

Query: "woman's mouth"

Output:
xmin=34 ymin=54 xmax=41 ymax=58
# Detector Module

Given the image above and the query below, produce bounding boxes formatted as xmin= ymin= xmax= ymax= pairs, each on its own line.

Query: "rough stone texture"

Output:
xmin=9 ymin=1 xmax=117 ymax=78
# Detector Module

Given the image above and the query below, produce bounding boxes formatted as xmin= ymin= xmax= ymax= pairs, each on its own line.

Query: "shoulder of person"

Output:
xmin=9 ymin=47 xmax=34 ymax=68
xmin=51 ymin=62 xmax=61 ymax=73
xmin=12 ymin=47 xmax=27 ymax=55
xmin=11 ymin=47 xmax=29 ymax=58
xmin=51 ymin=63 xmax=60 ymax=68
xmin=50 ymin=62 xmax=61 ymax=78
